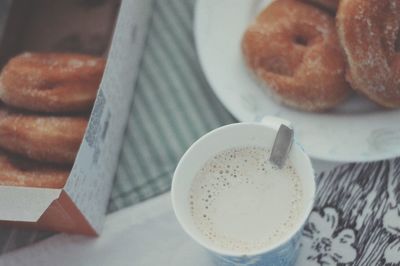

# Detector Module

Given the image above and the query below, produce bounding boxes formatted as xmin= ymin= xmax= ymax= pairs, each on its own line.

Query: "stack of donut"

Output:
xmin=242 ymin=0 xmax=400 ymax=111
xmin=0 ymin=52 xmax=105 ymax=188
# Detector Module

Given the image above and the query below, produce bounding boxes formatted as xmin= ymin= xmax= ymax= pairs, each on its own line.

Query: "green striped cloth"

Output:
xmin=0 ymin=0 xmax=235 ymax=254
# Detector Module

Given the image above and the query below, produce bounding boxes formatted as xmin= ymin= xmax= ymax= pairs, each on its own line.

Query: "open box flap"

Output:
xmin=0 ymin=186 xmax=61 ymax=222
xmin=64 ymin=0 xmax=154 ymax=233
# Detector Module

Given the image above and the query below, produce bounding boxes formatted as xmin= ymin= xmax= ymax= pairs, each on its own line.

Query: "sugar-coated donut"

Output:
xmin=0 ymin=150 xmax=69 ymax=188
xmin=242 ymin=0 xmax=350 ymax=111
xmin=0 ymin=105 xmax=87 ymax=165
xmin=337 ymin=0 xmax=400 ymax=108
xmin=0 ymin=52 xmax=105 ymax=113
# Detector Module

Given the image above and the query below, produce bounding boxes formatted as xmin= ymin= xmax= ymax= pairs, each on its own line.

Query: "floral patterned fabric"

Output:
xmin=297 ymin=159 xmax=400 ymax=266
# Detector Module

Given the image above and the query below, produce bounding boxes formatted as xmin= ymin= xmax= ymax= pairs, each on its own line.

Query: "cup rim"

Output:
xmin=171 ymin=122 xmax=315 ymax=257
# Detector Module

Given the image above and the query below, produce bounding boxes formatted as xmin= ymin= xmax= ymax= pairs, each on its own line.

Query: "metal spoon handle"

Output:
xmin=269 ymin=124 xmax=294 ymax=168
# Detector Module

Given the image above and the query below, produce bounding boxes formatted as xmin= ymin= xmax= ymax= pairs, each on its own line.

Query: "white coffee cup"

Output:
xmin=171 ymin=116 xmax=315 ymax=265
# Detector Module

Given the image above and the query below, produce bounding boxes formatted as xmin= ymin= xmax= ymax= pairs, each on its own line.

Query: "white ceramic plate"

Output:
xmin=194 ymin=0 xmax=400 ymax=163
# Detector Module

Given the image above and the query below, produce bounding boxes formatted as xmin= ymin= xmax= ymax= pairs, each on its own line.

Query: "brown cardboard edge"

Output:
xmin=36 ymin=190 xmax=97 ymax=235
xmin=0 ymin=190 xmax=97 ymax=236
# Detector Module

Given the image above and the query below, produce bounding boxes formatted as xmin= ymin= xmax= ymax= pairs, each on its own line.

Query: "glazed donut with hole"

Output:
xmin=242 ymin=0 xmax=350 ymax=111
xmin=0 ymin=52 xmax=105 ymax=114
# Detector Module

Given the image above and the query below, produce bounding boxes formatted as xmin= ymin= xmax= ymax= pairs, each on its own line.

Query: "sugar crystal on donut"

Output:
xmin=337 ymin=0 xmax=400 ymax=107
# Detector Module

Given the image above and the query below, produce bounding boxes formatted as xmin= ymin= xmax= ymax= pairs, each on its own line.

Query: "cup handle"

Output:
xmin=259 ymin=116 xmax=293 ymax=131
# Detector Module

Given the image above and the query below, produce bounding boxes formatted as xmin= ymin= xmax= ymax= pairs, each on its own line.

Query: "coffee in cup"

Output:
xmin=172 ymin=118 xmax=315 ymax=265
xmin=189 ymin=146 xmax=304 ymax=254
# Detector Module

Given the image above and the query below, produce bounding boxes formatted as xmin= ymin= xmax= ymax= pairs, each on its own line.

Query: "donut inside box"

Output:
xmin=0 ymin=0 xmax=152 ymax=234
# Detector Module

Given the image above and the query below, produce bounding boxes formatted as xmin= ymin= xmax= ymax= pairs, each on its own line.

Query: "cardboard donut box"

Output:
xmin=0 ymin=0 xmax=153 ymax=235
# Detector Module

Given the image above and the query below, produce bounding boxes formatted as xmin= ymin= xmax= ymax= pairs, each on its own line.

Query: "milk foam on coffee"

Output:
xmin=189 ymin=146 xmax=304 ymax=253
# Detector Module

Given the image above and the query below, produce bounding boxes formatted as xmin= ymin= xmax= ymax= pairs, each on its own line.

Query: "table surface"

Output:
xmin=2 ymin=156 xmax=400 ymax=266
xmin=0 ymin=1 xmax=399 ymax=265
